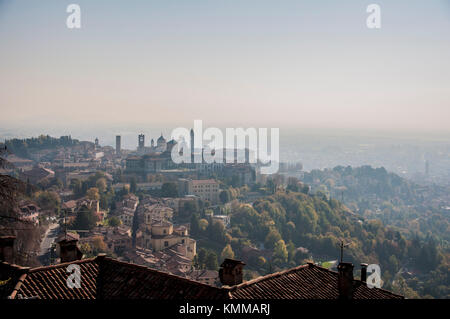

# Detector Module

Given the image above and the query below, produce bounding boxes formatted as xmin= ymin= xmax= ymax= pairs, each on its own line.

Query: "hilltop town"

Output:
xmin=0 ymin=134 xmax=448 ymax=299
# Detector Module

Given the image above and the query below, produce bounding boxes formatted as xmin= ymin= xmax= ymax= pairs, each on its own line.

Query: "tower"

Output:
xmin=138 ymin=134 xmax=145 ymax=149
xmin=95 ymin=138 xmax=99 ymax=149
xmin=190 ymin=128 xmax=194 ymax=163
xmin=116 ymin=135 xmax=121 ymax=155
xmin=157 ymin=133 xmax=166 ymax=150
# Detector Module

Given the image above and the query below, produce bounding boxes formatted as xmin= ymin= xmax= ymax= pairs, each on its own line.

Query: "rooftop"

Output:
xmin=1 ymin=257 xmax=403 ymax=300
xmin=227 ymin=263 xmax=403 ymax=299
xmin=191 ymin=179 xmax=218 ymax=185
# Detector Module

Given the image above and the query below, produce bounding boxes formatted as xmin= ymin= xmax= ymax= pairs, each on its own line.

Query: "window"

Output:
xmin=164 ymin=241 xmax=169 ymax=247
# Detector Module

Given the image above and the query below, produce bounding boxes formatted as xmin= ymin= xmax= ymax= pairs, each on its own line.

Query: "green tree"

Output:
xmin=273 ymin=239 xmax=288 ymax=264
xmin=108 ymin=216 xmax=122 ymax=227
xmin=91 ymin=236 xmax=108 ymax=255
xmin=72 ymin=206 xmax=96 ymax=230
xmin=35 ymin=191 xmax=61 ymax=214
xmin=86 ymin=187 xmax=100 ymax=201
xmin=266 ymin=179 xmax=276 ymax=194
xmin=220 ymin=244 xmax=235 ymax=261
xmin=219 ymin=190 xmax=231 ymax=204
xmin=161 ymin=182 xmax=178 ymax=197
xmin=208 ymin=220 xmax=226 ymax=243
xmin=264 ymin=228 xmax=282 ymax=250
xmin=256 ymin=256 xmax=266 ymax=268
xmin=180 ymin=200 xmax=198 ymax=219
xmin=286 ymin=240 xmax=296 ymax=262
xmin=197 ymin=248 xmax=207 ymax=268
xmin=198 ymin=218 xmax=209 ymax=232
xmin=205 ymin=251 xmax=219 ymax=270
xmin=190 ymin=213 xmax=200 ymax=236
xmin=96 ymin=178 xmax=107 ymax=193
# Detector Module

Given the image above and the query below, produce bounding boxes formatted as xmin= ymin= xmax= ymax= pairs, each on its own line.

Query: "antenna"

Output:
xmin=339 ymin=241 xmax=351 ymax=263
xmin=63 ymin=209 xmax=67 ymax=240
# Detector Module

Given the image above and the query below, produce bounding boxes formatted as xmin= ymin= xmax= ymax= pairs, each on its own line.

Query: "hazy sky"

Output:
xmin=1 ymin=0 xmax=449 ymax=133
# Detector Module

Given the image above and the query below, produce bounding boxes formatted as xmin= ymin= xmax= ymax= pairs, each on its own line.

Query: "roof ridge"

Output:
xmin=28 ymin=257 xmax=97 ymax=273
xmin=229 ymin=263 xmax=310 ymax=290
xmin=0 ymin=261 xmax=31 ymax=271
xmin=309 ymin=263 xmax=403 ymax=298
xmin=100 ymin=256 xmax=228 ymax=292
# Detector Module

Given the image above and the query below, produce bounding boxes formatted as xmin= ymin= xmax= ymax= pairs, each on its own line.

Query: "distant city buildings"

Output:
xmin=116 ymin=135 xmax=121 ymax=156
xmin=178 ymin=178 xmax=220 ymax=204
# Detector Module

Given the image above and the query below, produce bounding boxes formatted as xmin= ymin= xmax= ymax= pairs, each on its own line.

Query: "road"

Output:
xmin=38 ymin=221 xmax=60 ymax=265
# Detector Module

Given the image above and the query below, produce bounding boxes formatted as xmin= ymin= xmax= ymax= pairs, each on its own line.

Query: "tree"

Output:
xmin=208 ymin=220 xmax=226 ymax=244
xmin=190 ymin=213 xmax=200 ymax=236
xmin=267 ymin=179 xmax=276 ymax=194
xmin=197 ymin=248 xmax=207 ymax=268
xmin=180 ymin=200 xmax=198 ymax=219
xmin=86 ymin=187 xmax=100 ymax=201
xmin=273 ymin=239 xmax=288 ymax=264
xmin=91 ymin=236 xmax=108 ymax=255
xmin=79 ymin=242 xmax=92 ymax=256
xmin=100 ymin=188 xmax=114 ymax=210
xmin=286 ymin=240 xmax=296 ymax=262
xmin=0 ymin=146 xmax=26 ymax=213
xmin=130 ymin=177 xmax=137 ymax=194
xmin=220 ymin=244 xmax=235 ymax=261
xmin=198 ymin=218 xmax=209 ymax=232
xmin=108 ymin=216 xmax=121 ymax=227
xmin=219 ymin=190 xmax=231 ymax=204
xmin=47 ymin=177 xmax=63 ymax=190
xmin=264 ymin=228 xmax=282 ymax=250
xmin=35 ymin=191 xmax=61 ymax=214
xmin=205 ymin=251 xmax=219 ymax=270
xmin=72 ymin=206 xmax=96 ymax=230
xmin=161 ymin=182 xmax=178 ymax=198
xmin=287 ymin=177 xmax=299 ymax=192
xmin=257 ymin=256 xmax=267 ymax=268
xmin=96 ymin=178 xmax=107 ymax=193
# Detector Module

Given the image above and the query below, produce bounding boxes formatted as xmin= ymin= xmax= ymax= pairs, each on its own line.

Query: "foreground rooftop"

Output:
xmin=0 ymin=255 xmax=402 ymax=300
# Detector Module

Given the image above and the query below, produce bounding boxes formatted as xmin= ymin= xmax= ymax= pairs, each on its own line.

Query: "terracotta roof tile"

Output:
xmin=6 ymin=256 xmax=226 ymax=300
xmin=17 ymin=258 xmax=98 ymax=299
xmin=228 ymin=263 xmax=403 ymax=299
xmin=97 ymin=256 xmax=226 ymax=299
xmin=3 ymin=258 xmax=403 ymax=300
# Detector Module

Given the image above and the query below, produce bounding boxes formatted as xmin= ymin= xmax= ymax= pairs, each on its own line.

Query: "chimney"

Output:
xmin=360 ymin=263 xmax=368 ymax=283
xmin=337 ymin=262 xmax=354 ymax=299
xmin=219 ymin=258 xmax=245 ymax=286
xmin=0 ymin=236 xmax=15 ymax=263
xmin=57 ymin=233 xmax=83 ymax=263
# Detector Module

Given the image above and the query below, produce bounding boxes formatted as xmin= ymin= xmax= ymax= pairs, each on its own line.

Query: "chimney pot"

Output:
xmin=219 ymin=258 xmax=245 ymax=286
xmin=57 ymin=233 xmax=82 ymax=263
xmin=360 ymin=263 xmax=368 ymax=283
xmin=337 ymin=262 xmax=354 ymax=299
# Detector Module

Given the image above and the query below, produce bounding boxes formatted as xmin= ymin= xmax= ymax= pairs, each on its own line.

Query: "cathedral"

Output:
xmin=137 ymin=133 xmax=169 ymax=155
xmin=126 ymin=133 xmax=178 ymax=174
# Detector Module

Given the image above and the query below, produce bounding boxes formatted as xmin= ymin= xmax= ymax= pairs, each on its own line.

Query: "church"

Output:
xmin=137 ymin=133 xmax=170 ymax=155
xmin=125 ymin=133 xmax=178 ymax=174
